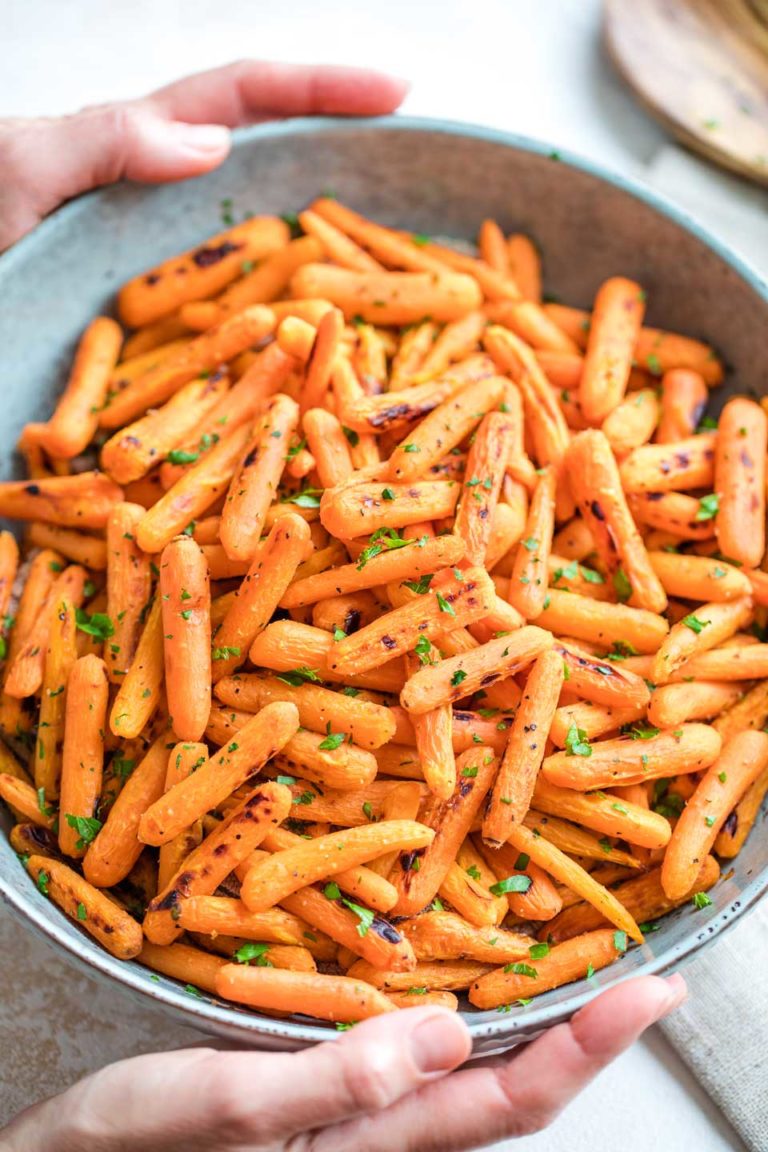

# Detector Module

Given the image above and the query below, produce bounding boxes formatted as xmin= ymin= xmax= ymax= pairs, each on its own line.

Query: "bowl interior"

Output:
xmin=1 ymin=116 xmax=767 ymax=1053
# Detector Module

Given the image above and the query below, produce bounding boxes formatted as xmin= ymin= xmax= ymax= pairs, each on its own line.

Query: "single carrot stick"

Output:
xmin=505 ymin=822 xmax=643 ymax=942
xmin=656 ymin=369 xmax=708 ymax=442
xmin=215 ymin=963 xmax=394 ymax=1021
xmin=26 ymin=524 xmax=106 ymax=570
xmin=139 ymin=701 xmax=299 ymax=845
xmin=0 ymin=473 xmax=123 ymax=530
xmin=506 ymin=233 xmax=542 ymax=302
xmin=663 ymin=731 xmax=768 ymax=903
xmin=469 ymin=929 xmax=622 ymax=1007
xmin=100 ymin=306 xmax=274 ymax=429
xmin=647 ymin=551 xmax=751 ymax=602
xmin=297 ymin=208 xmax=383 ymax=271
xmin=82 ymin=735 xmax=169 ymax=888
xmin=100 ymin=371 xmax=229 ymax=484
xmin=139 ymin=940 xmax=227 ymax=993
xmin=386 ymin=376 xmax=507 ymax=483
xmin=507 ymin=466 xmax=557 ymax=619
xmin=300 ymin=308 xmax=345 ymax=413
xmin=536 ymin=588 xmax=669 ymax=653
xmin=601 ymin=388 xmax=659 ymax=456
xmin=483 ymin=649 xmax=564 ymax=845
xmin=416 ymin=312 xmax=487 ymax=380
xmin=620 ymin=433 xmax=717 ymax=494
xmin=191 ymin=235 xmax=324 ymax=326
xmin=122 ymin=313 xmax=192 ymax=358
xmin=214 ymin=672 xmax=396 ymax=750
xmin=303 ymin=409 xmax=354 ymax=488
xmin=4 ymin=564 xmax=87 ymax=698
xmin=390 ymin=747 xmax=498 ymax=918
xmin=240 ymin=820 xmax=434 ymax=913
xmin=579 ymin=277 xmax=645 ymax=424
xmin=636 ymin=328 xmax=724 ymax=386
xmin=0 ymin=532 xmax=18 ymax=621
xmin=566 ymin=430 xmax=667 ymax=613
xmin=36 ymin=318 xmax=123 ymax=458
xmin=249 ymin=619 xmax=405 ymax=694
xmin=211 ymin=513 xmax=311 ymax=682
xmin=401 ymin=626 xmax=553 ymax=716
xmin=714 ymin=397 xmax=767 ymax=568
xmin=219 ymin=393 xmax=299 ymax=562
xmin=651 ymin=597 xmax=753 ymax=685
xmin=532 ymin=777 xmax=670 ymax=849
xmin=176 ymin=895 xmax=336 ymax=957
xmin=309 ymin=198 xmax=451 ymax=274
xmin=320 ymin=480 xmax=459 ymax=540
xmin=404 ymin=653 xmax=455 ymax=801
xmin=105 ymin=502 xmax=153 ymax=684
xmin=160 ymin=535 xmax=211 ymax=741
xmin=545 ymin=857 xmax=719 ymax=943
xmin=401 ymin=909 xmax=531 ymax=964
xmin=135 ymin=423 xmax=251 ymax=553
xmin=33 ymin=598 xmax=78 ymax=802
xmin=390 ymin=321 xmax=439 ymax=388
xmin=648 ymin=681 xmax=743 ymax=728
xmin=156 ymin=741 xmax=207 ymax=891
xmin=628 ymin=491 xmax=715 ymax=541
xmin=439 ymin=840 xmax=509 ymax=927
xmin=556 ymin=641 xmax=650 ymax=710
xmin=478 ymin=219 xmax=510 ymax=273
xmin=549 ymin=699 xmax=643 ymax=748
xmin=542 ymin=723 xmax=722 ymax=790
xmin=26 ymin=855 xmax=143 ymax=959
xmin=290 ymin=264 xmax=483 ymax=326
xmin=281 ymin=535 xmax=464 ymax=609
xmin=0 ymin=774 xmax=54 ymax=827
xmin=713 ymin=681 xmax=768 ymax=740
xmin=143 ymin=782 xmax=292 ymax=944
xmin=329 ymin=567 xmax=495 ymax=676
xmin=0 ymin=549 xmax=60 ymax=734
xmin=453 ymin=411 xmax=513 ymax=566
xmin=109 ymin=596 xmax=164 ymax=738
xmin=58 ymin=654 xmax=109 ymax=858
xmin=487 ymin=299 xmax=579 ymax=354
xmin=117 ymin=216 xmax=290 ymax=326
xmin=159 ymin=343 xmax=298 ymax=488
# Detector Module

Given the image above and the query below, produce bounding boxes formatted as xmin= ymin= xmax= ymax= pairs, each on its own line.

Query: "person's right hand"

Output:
xmin=1 ymin=973 xmax=685 ymax=1151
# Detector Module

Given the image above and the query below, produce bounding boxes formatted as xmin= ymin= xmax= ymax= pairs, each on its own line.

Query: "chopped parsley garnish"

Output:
xmin=564 ymin=723 xmax=592 ymax=758
xmin=490 ymin=875 xmax=533 ymax=896
xmin=75 ymin=609 xmax=114 ymax=641
xmin=695 ymin=493 xmax=720 ymax=521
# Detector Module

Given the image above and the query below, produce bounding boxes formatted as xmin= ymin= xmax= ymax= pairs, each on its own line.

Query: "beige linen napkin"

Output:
xmin=645 ymin=145 xmax=768 ymax=1152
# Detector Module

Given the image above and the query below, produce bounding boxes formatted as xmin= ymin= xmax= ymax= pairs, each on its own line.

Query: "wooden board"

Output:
xmin=604 ymin=0 xmax=768 ymax=187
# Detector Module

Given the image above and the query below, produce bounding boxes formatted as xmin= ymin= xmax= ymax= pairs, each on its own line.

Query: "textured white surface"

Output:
xmin=0 ymin=1 xmax=755 ymax=1148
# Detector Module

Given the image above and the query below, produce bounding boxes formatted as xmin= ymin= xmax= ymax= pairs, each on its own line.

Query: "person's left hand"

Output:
xmin=1 ymin=974 xmax=685 ymax=1151
xmin=0 ymin=59 xmax=408 ymax=251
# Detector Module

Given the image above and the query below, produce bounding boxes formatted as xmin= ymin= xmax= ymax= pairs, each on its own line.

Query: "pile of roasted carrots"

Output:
xmin=0 ymin=196 xmax=766 ymax=1025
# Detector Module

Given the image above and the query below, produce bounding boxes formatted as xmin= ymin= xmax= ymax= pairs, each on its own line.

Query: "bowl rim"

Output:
xmin=2 ymin=112 xmax=767 ymax=1048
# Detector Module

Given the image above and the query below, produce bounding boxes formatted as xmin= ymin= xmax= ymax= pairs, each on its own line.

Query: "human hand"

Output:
xmin=1 ymin=973 xmax=685 ymax=1151
xmin=0 ymin=59 xmax=408 ymax=252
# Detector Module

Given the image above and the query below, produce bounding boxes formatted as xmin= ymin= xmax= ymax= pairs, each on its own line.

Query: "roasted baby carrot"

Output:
xmin=714 ymin=397 xmax=767 ymax=568
xmin=656 ymin=369 xmax=708 ymax=442
xmin=105 ymin=502 xmax=153 ymax=683
xmin=139 ymin=701 xmax=299 ymax=845
xmin=469 ymin=929 xmax=623 ymax=1008
xmin=216 ymin=963 xmax=395 ymax=1022
xmin=542 ymin=723 xmax=722 ymax=790
xmin=36 ymin=318 xmax=123 ymax=459
xmin=579 ymin=277 xmax=645 ymax=424
xmin=650 ymin=597 xmax=753 ymax=685
xmin=160 ymin=534 xmax=211 ymax=741
xmin=0 ymin=472 xmax=123 ymax=530
xmin=26 ymin=855 xmax=143 ymax=959
xmin=219 ymin=393 xmax=300 ymax=562
xmin=109 ymin=596 xmax=164 ymax=738
xmin=33 ymin=598 xmax=78 ymax=802
xmin=57 ymin=654 xmax=110 ymax=858
xmin=483 ymin=648 xmax=564 ymax=845
xmin=291 ymin=264 xmax=483 ymax=326
xmin=156 ymin=741 xmax=207 ymax=891
xmin=507 ymin=466 xmax=557 ymax=618
xmin=661 ymin=731 xmax=768 ymax=900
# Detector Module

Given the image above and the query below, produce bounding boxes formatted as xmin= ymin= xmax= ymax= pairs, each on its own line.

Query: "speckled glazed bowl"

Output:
xmin=1 ymin=117 xmax=767 ymax=1056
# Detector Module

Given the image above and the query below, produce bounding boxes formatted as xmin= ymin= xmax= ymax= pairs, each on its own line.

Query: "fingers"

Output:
xmin=147 ymin=59 xmax=409 ymax=124
xmin=319 ymin=975 xmax=687 ymax=1152
xmin=208 ymin=1007 xmax=470 ymax=1143
xmin=0 ymin=59 xmax=408 ymax=251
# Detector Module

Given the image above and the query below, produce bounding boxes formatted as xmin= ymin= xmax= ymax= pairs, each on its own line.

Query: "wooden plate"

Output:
xmin=604 ymin=0 xmax=768 ymax=186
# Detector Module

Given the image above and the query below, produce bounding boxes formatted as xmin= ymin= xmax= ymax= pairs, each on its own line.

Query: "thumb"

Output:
xmin=0 ymin=103 xmax=230 ymax=250
xmin=214 ymin=1006 xmax=473 ymax=1142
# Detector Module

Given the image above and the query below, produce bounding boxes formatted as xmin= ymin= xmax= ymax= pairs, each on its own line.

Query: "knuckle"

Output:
xmin=339 ymin=1049 xmax=397 ymax=1113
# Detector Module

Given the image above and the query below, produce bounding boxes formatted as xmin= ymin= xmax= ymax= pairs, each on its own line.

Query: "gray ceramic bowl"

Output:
xmin=1 ymin=116 xmax=767 ymax=1056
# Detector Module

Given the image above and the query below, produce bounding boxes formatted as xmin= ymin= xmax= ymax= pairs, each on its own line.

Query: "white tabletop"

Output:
xmin=0 ymin=1 xmax=750 ymax=1147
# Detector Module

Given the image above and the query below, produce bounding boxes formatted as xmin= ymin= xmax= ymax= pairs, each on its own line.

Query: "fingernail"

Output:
xmin=411 ymin=1012 xmax=470 ymax=1075
xmin=660 ymin=973 xmax=687 ymax=1015
xmin=170 ymin=122 xmax=231 ymax=154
